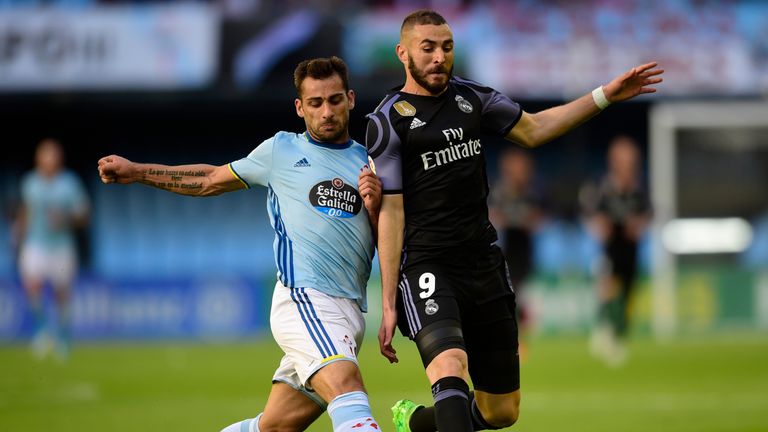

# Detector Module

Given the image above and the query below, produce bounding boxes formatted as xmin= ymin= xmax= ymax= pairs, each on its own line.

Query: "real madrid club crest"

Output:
xmin=425 ymin=299 xmax=439 ymax=315
xmin=455 ymin=95 xmax=473 ymax=114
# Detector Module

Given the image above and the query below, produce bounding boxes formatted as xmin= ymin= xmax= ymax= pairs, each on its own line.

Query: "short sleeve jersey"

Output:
xmin=489 ymin=182 xmax=544 ymax=230
xmin=366 ymin=76 xmax=522 ymax=250
xmin=229 ymin=131 xmax=375 ymax=311
xmin=596 ymin=178 xmax=652 ymax=225
xmin=21 ymin=170 xmax=89 ymax=251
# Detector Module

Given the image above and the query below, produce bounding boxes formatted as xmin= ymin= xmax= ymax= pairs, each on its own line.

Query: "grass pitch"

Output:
xmin=1 ymin=333 xmax=766 ymax=431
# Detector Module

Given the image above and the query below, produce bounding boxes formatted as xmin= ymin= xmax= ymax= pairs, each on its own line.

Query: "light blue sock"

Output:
xmin=220 ymin=413 xmax=261 ymax=432
xmin=30 ymin=299 xmax=46 ymax=335
xmin=327 ymin=391 xmax=378 ymax=431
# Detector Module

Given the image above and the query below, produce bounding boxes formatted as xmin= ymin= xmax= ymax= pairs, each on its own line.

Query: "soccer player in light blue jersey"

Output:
xmin=15 ymin=138 xmax=90 ymax=361
xmin=98 ymin=57 xmax=383 ymax=432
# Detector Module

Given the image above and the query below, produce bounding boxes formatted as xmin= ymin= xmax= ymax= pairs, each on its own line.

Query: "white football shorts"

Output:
xmin=19 ymin=244 xmax=77 ymax=290
xmin=270 ymin=280 xmax=365 ymax=407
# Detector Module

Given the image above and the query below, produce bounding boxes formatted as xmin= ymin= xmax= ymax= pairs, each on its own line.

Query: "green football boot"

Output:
xmin=391 ymin=399 xmax=423 ymax=432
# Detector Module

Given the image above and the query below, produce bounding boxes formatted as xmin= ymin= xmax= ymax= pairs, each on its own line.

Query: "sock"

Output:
xmin=409 ymin=405 xmax=436 ymax=431
xmin=57 ymin=302 xmax=72 ymax=345
xmin=30 ymin=299 xmax=45 ymax=335
xmin=327 ymin=391 xmax=379 ymax=431
xmin=220 ymin=413 xmax=262 ymax=432
xmin=432 ymin=376 xmax=472 ymax=432
xmin=410 ymin=391 xmax=495 ymax=431
xmin=607 ymin=298 xmax=623 ymax=336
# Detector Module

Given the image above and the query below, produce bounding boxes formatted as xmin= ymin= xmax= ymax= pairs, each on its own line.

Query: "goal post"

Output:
xmin=649 ymin=101 xmax=768 ymax=339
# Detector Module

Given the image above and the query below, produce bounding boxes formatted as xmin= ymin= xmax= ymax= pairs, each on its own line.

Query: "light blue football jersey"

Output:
xmin=230 ymin=131 xmax=375 ymax=311
xmin=21 ymin=170 xmax=89 ymax=251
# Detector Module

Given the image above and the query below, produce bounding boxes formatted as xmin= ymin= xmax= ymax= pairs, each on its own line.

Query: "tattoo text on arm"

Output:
xmin=144 ymin=168 xmax=206 ymax=191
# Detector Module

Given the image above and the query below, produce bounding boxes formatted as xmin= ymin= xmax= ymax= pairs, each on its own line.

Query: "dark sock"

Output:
xmin=409 ymin=406 xmax=436 ymax=431
xmin=607 ymin=298 xmax=623 ymax=334
xmin=598 ymin=300 xmax=611 ymax=324
xmin=431 ymin=376 xmax=472 ymax=432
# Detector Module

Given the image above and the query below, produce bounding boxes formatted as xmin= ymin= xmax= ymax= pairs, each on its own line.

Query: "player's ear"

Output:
xmin=396 ymin=43 xmax=408 ymax=65
xmin=295 ymin=98 xmax=305 ymax=118
xmin=347 ymin=89 xmax=356 ymax=110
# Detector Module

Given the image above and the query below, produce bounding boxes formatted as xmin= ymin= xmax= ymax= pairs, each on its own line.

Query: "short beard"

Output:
xmin=408 ymin=54 xmax=452 ymax=95
xmin=308 ymin=119 xmax=348 ymax=143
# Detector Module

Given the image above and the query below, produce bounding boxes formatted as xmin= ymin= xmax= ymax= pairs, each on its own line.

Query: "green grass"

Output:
xmin=1 ymin=333 xmax=767 ymax=431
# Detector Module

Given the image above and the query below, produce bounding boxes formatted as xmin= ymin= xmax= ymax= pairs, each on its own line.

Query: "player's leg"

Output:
xmin=463 ymin=270 xmax=521 ymax=430
xmin=19 ymin=245 xmax=50 ymax=358
xmin=393 ymin=257 xmax=474 ymax=432
xmin=614 ymin=244 xmax=638 ymax=338
xmin=471 ymin=390 xmax=520 ymax=430
xmin=220 ymin=381 xmax=324 ymax=432
xmin=406 ymin=266 xmax=521 ymax=431
xmin=271 ymin=282 xmax=379 ymax=432
xmin=50 ymin=247 xmax=77 ymax=360
xmin=466 ymin=334 xmax=521 ymax=429
xmin=309 ymin=359 xmax=379 ymax=431
xmin=590 ymin=252 xmax=620 ymax=362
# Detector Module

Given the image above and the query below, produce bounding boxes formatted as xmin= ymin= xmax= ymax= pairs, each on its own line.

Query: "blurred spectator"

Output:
xmin=13 ymin=138 xmax=90 ymax=361
xmin=581 ymin=135 xmax=651 ymax=367
xmin=489 ymin=148 xmax=546 ymax=357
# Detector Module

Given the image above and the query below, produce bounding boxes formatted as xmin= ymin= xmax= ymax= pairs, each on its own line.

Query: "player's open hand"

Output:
xmin=98 ymin=155 xmax=135 ymax=184
xmin=358 ymin=165 xmax=382 ymax=217
xmin=379 ymin=308 xmax=398 ymax=363
xmin=603 ymin=62 xmax=664 ymax=103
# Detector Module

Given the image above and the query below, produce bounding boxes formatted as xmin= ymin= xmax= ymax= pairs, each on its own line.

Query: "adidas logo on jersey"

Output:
xmin=293 ymin=158 xmax=311 ymax=167
xmin=410 ymin=117 xmax=427 ymax=130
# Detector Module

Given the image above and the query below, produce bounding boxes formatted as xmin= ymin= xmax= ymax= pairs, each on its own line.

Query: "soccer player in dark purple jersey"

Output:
xmin=584 ymin=135 xmax=652 ymax=367
xmin=365 ymin=9 xmax=663 ymax=432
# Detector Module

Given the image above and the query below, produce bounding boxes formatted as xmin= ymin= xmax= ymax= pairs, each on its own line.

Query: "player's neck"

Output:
xmin=305 ymin=130 xmax=351 ymax=146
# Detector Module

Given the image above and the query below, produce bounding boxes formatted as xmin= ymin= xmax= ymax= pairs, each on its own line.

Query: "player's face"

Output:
xmin=36 ymin=139 xmax=63 ymax=177
xmin=295 ymin=74 xmax=355 ymax=144
xmin=401 ymin=24 xmax=454 ymax=95
xmin=503 ymin=153 xmax=532 ymax=188
xmin=609 ymin=139 xmax=639 ymax=186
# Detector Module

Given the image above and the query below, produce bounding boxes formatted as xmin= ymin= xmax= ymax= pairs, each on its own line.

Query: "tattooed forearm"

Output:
xmin=147 ymin=168 xmax=206 ymax=180
xmin=141 ymin=168 xmax=208 ymax=195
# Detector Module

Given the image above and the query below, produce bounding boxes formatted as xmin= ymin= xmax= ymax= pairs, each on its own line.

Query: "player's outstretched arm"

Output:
xmin=506 ymin=62 xmax=664 ymax=148
xmin=97 ymin=155 xmax=245 ymax=196
xmin=377 ymin=194 xmax=404 ymax=364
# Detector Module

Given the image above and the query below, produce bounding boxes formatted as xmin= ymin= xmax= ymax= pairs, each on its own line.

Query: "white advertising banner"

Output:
xmin=0 ymin=4 xmax=219 ymax=90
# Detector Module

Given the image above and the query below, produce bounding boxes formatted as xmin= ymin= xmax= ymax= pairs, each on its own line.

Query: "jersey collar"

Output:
xmin=303 ymin=131 xmax=354 ymax=150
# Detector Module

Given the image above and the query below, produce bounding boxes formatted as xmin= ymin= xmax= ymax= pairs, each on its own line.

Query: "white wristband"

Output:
xmin=592 ymin=86 xmax=611 ymax=110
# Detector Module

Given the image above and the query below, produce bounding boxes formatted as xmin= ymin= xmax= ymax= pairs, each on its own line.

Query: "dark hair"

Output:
xmin=400 ymin=9 xmax=447 ymax=34
xmin=293 ymin=56 xmax=349 ymax=96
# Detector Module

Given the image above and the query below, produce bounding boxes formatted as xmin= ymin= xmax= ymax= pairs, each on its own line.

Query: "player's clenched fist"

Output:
xmin=98 ymin=155 xmax=135 ymax=184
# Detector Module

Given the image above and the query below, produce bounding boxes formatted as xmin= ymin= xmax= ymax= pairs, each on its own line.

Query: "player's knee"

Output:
xmin=414 ymin=321 xmax=465 ymax=368
xmin=329 ymin=369 xmax=365 ymax=394
xmin=426 ymin=348 xmax=468 ymax=382
xmin=482 ymin=399 xmax=520 ymax=428
xmin=487 ymin=407 xmax=519 ymax=428
xmin=310 ymin=360 xmax=365 ymax=400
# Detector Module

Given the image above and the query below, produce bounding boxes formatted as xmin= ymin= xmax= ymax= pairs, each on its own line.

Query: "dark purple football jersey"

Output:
xmin=366 ymin=76 xmax=522 ymax=251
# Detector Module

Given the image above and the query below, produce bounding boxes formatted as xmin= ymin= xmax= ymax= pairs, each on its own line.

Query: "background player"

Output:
xmin=366 ymin=9 xmax=663 ymax=432
xmin=14 ymin=138 xmax=90 ymax=361
xmin=582 ymin=135 xmax=652 ymax=366
xmin=98 ymin=57 xmax=383 ymax=432
xmin=488 ymin=148 xmax=546 ymax=359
